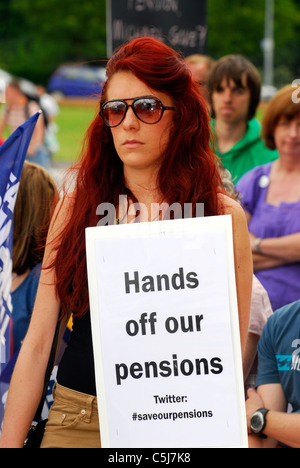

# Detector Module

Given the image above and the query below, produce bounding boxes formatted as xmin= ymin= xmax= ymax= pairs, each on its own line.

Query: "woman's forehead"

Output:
xmin=106 ymin=70 xmax=173 ymax=105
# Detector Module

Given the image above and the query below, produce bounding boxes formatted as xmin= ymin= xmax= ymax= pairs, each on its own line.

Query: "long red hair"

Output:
xmin=53 ymin=37 xmax=223 ymax=318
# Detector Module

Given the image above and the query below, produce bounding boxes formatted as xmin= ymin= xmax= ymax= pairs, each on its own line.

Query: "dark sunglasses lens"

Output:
xmin=134 ymin=98 xmax=162 ymax=123
xmin=102 ymin=101 xmax=126 ymax=127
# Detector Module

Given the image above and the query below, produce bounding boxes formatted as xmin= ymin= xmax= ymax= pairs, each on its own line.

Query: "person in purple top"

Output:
xmin=236 ymin=84 xmax=300 ymax=312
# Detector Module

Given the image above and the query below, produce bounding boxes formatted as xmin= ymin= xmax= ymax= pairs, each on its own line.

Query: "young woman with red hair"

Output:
xmin=0 ymin=37 xmax=252 ymax=448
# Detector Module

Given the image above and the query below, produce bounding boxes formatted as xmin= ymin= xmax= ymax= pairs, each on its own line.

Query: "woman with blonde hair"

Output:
xmin=11 ymin=162 xmax=59 ymax=351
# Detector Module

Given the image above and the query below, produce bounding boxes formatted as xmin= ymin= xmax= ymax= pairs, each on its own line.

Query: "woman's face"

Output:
xmin=274 ymin=114 xmax=300 ymax=158
xmin=105 ymin=71 xmax=175 ymax=177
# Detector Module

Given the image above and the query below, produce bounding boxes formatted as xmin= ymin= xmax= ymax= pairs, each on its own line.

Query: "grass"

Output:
xmin=54 ymin=100 xmax=98 ymax=164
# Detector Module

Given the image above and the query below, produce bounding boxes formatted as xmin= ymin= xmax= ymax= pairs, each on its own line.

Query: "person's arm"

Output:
xmin=26 ymin=102 xmax=45 ymax=155
xmin=245 ymin=210 xmax=300 ymax=271
xmin=257 ymin=232 xmax=300 ymax=263
xmin=260 ymin=411 xmax=300 ymax=448
xmin=246 ymin=385 xmax=298 ymax=448
xmin=219 ymin=195 xmax=253 ymax=357
xmin=251 ymin=232 xmax=300 ymax=271
xmin=243 ymin=332 xmax=260 ymax=381
xmin=251 ymin=252 xmax=286 ymax=271
xmin=0 ymin=196 xmax=72 ymax=448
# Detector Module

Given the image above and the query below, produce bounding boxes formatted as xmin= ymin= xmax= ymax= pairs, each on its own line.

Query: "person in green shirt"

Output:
xmin=207 ymin=55 xmax=278 ymax=184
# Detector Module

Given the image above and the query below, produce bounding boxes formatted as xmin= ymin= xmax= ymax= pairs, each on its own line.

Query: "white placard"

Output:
xmin=86 ymin=215 xmax=247 ymax=448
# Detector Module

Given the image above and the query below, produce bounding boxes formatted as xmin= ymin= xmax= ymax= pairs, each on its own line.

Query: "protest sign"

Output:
xmin=106 ymin=0 xmax=207 ymax=57
xmin=86 ymin=215 xmax=247 ymax=448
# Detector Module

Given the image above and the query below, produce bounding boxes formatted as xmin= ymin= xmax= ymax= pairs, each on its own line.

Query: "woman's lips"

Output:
xmin=123 ymin=140 xmax=144 ymax=148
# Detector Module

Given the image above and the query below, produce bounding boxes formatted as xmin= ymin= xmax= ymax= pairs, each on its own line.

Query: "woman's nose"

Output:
xmin=122 ymin=106 xmax=139 ymax=129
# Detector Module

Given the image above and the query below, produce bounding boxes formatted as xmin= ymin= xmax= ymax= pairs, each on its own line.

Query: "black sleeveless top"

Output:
xmin=57 ymin=311 xmax=97 ymax=396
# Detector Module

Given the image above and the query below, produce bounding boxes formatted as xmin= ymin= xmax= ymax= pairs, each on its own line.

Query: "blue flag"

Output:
xmin=0 ymin=112 xmax=40 ymax=375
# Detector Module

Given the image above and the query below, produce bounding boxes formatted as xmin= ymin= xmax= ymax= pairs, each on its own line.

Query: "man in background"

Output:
xmin=246 ymin=300 xmax=300 ymax=448
xmin=185 ymin=54 xmax=215 ymax=110
xmin=207 ymin=55 xmax=277 ymax=183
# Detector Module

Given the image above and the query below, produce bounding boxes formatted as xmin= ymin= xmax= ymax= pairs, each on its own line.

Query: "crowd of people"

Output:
xmin=186 ymin=51 xmax=300 ymax=448
xmin=0 ymin=35 xmax=299 ymax=448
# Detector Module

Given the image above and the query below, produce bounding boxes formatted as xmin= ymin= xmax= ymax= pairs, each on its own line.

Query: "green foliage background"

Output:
xmin=207 ymin=0 xmax=300 ymax=86
xmin=0 ymin=0 xmax=299 ymax=87
xmin=0 ymin=0 xmax=107 ymax=84
xmin=1 ymin=1 xmax=299 ymax=164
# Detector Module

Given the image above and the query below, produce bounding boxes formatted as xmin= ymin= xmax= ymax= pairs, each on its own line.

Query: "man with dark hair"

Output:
xmin=207 ymin=55 xmax=277 ymax=183
xmin=246 ymin=300 xmax=300 ymax=448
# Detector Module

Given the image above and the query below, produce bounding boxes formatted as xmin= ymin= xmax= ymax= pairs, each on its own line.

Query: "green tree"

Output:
xmin=1 ymin=0 xmax=299 ymax=87
xmin=0 ymin=0 xmax=107 ymax=85
xmin=207 ymin=0 xmax=300 ymax=86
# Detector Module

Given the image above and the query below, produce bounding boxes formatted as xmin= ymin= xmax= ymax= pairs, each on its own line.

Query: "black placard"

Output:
xmin=106 ymin=0 xmax=207 ymax=57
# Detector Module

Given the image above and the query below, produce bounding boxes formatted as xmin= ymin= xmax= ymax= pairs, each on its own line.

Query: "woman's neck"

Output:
xmin=123 ymin=166 xmax=164 ymax=221
xmin=275 ymin=153 xmax=300 ymax=174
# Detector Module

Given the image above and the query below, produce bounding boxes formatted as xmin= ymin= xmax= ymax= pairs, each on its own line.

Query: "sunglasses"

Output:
xmin=99 ymin=96 xmax=175 ymax=128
